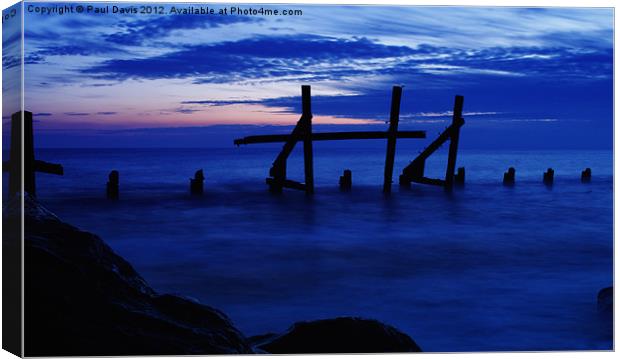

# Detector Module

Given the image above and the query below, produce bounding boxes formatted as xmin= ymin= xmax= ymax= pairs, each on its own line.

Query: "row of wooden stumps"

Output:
xmin=234 ymin=85 xmax=464 ymax=194
xmin=503 ymin=167 xmax=593 ymax=186
xmin=105 ymin=169 xmax=206 ymax=199
xmin=103 ymin=164 xmax=597 ymax=199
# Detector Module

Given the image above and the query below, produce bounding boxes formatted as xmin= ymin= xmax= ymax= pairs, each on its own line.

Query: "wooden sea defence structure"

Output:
xmin=398 ymin=95 xmax=464 ymax=190
xmin=2 ymin=93 xmax=598 ymax=198
xmin=3 ymin=111 xmax=63 ymax=197
xmin=234 ymin=85 xmax=465 ymax=194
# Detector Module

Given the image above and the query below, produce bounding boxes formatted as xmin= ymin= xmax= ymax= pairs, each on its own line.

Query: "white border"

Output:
xmin=0 ymin=1 xmax=616 ymax=359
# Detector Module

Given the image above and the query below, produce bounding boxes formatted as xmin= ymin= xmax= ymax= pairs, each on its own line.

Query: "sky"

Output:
xmin=1 ymin=2 xmax=614 ymax=148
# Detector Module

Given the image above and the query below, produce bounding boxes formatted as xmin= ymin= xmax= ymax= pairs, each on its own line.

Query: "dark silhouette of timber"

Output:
xmin=190 ymin=169 xmax=205 ymax=195
xmin=581 ymin=168 xmax=591 ymax=182
xmin=234 ymin=85 xmax=438 ymax=194
xmin=399 ymin=95 xmax=464 ymax=190
xmin=234 ymin=131 xmax=425 ymax=145
xmin=503 ymin=167 xmax=516 ymax=185
xmin=2 ymin=111 xmax=63 ymax=197
xmin=383 ymin=86 xmax=402 ymax=193
xmin=543 ymin=168 xmax=554 ymax=185
xmin=455 ymin=167 xmax=465 ymax=186
xmin=339 ymin=169 xmax=352 ymax=190
xmin=106 ymin=171 xmax=119 ymax=200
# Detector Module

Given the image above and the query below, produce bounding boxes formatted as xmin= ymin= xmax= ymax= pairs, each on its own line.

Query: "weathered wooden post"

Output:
xmin=445 ymin=96 xmax=464 ymax=190
xmin=543 ymin=168 xmax=554 ymax=185
xmin=107 ymin=170 xmax=119 ymax=199
xmin=339 ymin=169 xmax=352 ymax=190
xmin=581 ymin=168 xmax=591 ymax=182
xmin=503 ymin=167 xmax=515 ymax=185
xmin=3 ymin=111 xmax=63 ymax=196
xmin=302 ymin=85 xmax=314 ymax=194
xmin=190 ymin=169 xmax=205 ymax=195
xmin=7 ymin=111 xmax=22 ymax=195
xmin=383 ymin=86 xmax=402 ymax=193
xmin=455 ymin=167 xmax=465 ymax=185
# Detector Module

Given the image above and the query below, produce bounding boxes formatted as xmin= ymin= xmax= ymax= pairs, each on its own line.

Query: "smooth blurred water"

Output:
xmin=4 ymin=147 xmax=613 ymax=351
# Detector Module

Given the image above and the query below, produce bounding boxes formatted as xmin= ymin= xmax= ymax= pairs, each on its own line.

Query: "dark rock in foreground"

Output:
xmin=8 ymin=194 xmax=422 ymax=355
xmin=11 ymin=195 xmax=252 ymax=356
xmin=256 ymin=317 xmax=422 ymax=353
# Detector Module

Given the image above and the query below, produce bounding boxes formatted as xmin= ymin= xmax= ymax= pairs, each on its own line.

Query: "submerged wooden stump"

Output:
xmin=543 ymin=168 xmax=554 ymax=185
xmin=503 ymin=167 xmax=515 ymax=185
xmin=107 ymin=170 xmax=119 ymax=200
xmin=339 ymin=169 xmax=352 ymax=190
xmin=190 ymin=169 xmax=205 ymax=195
xmin=455 ymin=167 xmax=465 ymax=185
xmin=581 ymin=168 xmax=592 ymax=183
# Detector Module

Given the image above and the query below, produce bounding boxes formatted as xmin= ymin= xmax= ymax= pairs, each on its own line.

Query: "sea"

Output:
xmin=2 ymin=146 xmax=614 ymax=352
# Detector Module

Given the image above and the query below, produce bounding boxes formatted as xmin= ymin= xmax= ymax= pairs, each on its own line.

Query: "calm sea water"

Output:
xmin=4 ymin=147 xmax=613 ymax=351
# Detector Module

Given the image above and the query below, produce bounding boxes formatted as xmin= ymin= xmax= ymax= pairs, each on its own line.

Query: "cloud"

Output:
xmin=97 ymin=111 xmax=117 ymax=115
xmin=34 ymin=113 xmax=53 ymax=116
xmin=64 ymin=112 xmax=90 ymax=116
xmin=105 ymin=13 xmax=263 ymax=46
xmin=81 ymin=34 xmax=612 ymax=87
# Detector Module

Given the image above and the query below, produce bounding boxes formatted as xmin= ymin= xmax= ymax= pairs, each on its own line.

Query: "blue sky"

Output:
xmin=2 ymin=3 xmax=614 ymax=148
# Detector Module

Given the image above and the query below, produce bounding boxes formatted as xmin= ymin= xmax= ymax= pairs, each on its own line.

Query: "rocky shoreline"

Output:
xmin=9 ymin=195 xmax=422 ymax=356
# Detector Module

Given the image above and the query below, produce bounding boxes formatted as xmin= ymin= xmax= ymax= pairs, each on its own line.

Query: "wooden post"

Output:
xmin=190 ymin=169 xmax=205 ymax=195
xmin=3 ymin=111 xmax=63 ymax=197
xmin=107 ymin=170 xmax=119 ymax=199
xmin=543 ymin=168 xmax=554 ymax=185
xmin=445 ymin=95 xmax=464 ymax=189
xmin=455 ymin=167 xmax=465 ymax=185
xmin=339 ymin=169 xmax=352 ymax=190
xmin=581 ymin=168 xmax=591 ymax=182
xmin=8 ymin=112 xmax=22 ymax=195
xmin=24 ymin=112 xmax=36 ymax=196
xmin=383 ymin=86 xmax=402 ymax=193
xmin=503 ymin=167 xmax=516 ymax=185
xmin=302 ymin=85 xmax=314 ymax=194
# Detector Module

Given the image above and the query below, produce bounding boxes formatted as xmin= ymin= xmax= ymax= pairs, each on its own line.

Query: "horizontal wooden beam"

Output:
xmin=34 ymin=160 xmax=64 ymax=175
xmin=411 ymin=176 xmax=446 ymax=186
xmin=266 ymin=177 xmax=307 ymax=191
xmin=235 ymin=130 xmax=426 ymax=146
xmin=4 ymin=160 xmax=63 ymax=175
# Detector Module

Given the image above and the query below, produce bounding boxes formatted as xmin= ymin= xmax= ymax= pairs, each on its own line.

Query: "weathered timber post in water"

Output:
xmin=383 ymin=86 xmax=402 ymax=194
xmin=2 ymin=111 xmax=63 ymax=197
xmin=399 ymin=95 xmax=465 ymax=190
xmin=262 ymin=85 xmax=314 ymax=194
xmin=544 ymin=168 xmax=554 ymax=185
xmin=107 ymin=170 xmax=119 ymax=199
xmin=340 ymin=169 xmax=352 ymax=190
xmin=581 ymin=168 xmax=591 ymax=183
xmin=190 ymin=169 xmax=205 ymax=195
xmin=455 ymin=167 xmax=465 ymax=185
xmin=233 ymin=85 xmax=426 ymax=193
xmin=503 ymin=167 xmax=516 ymax=185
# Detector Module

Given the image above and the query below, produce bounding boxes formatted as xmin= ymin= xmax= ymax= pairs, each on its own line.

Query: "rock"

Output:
xmin=597 ymin=286 xmax=613 ymax=316
xmin=7 ymin=195 xmax=253 ymax=356
xmin=257 ymin=317 xmax=422 ymax=353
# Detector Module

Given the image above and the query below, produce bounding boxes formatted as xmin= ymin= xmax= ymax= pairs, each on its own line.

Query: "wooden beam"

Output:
xmin=444 ymin=95 xmax=464 ymax=189
xmin=383 ymin=86 xmax=402 ymax=193
xmin=302 ymin=85 xmax=314 ymax=194
xmin=266 ymin=177 xmax=306 ymax=191
xmin=234 ymin=130 xmax=426 ymax=145
xmin=34 ymin=160 xmax=63 ymax=175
